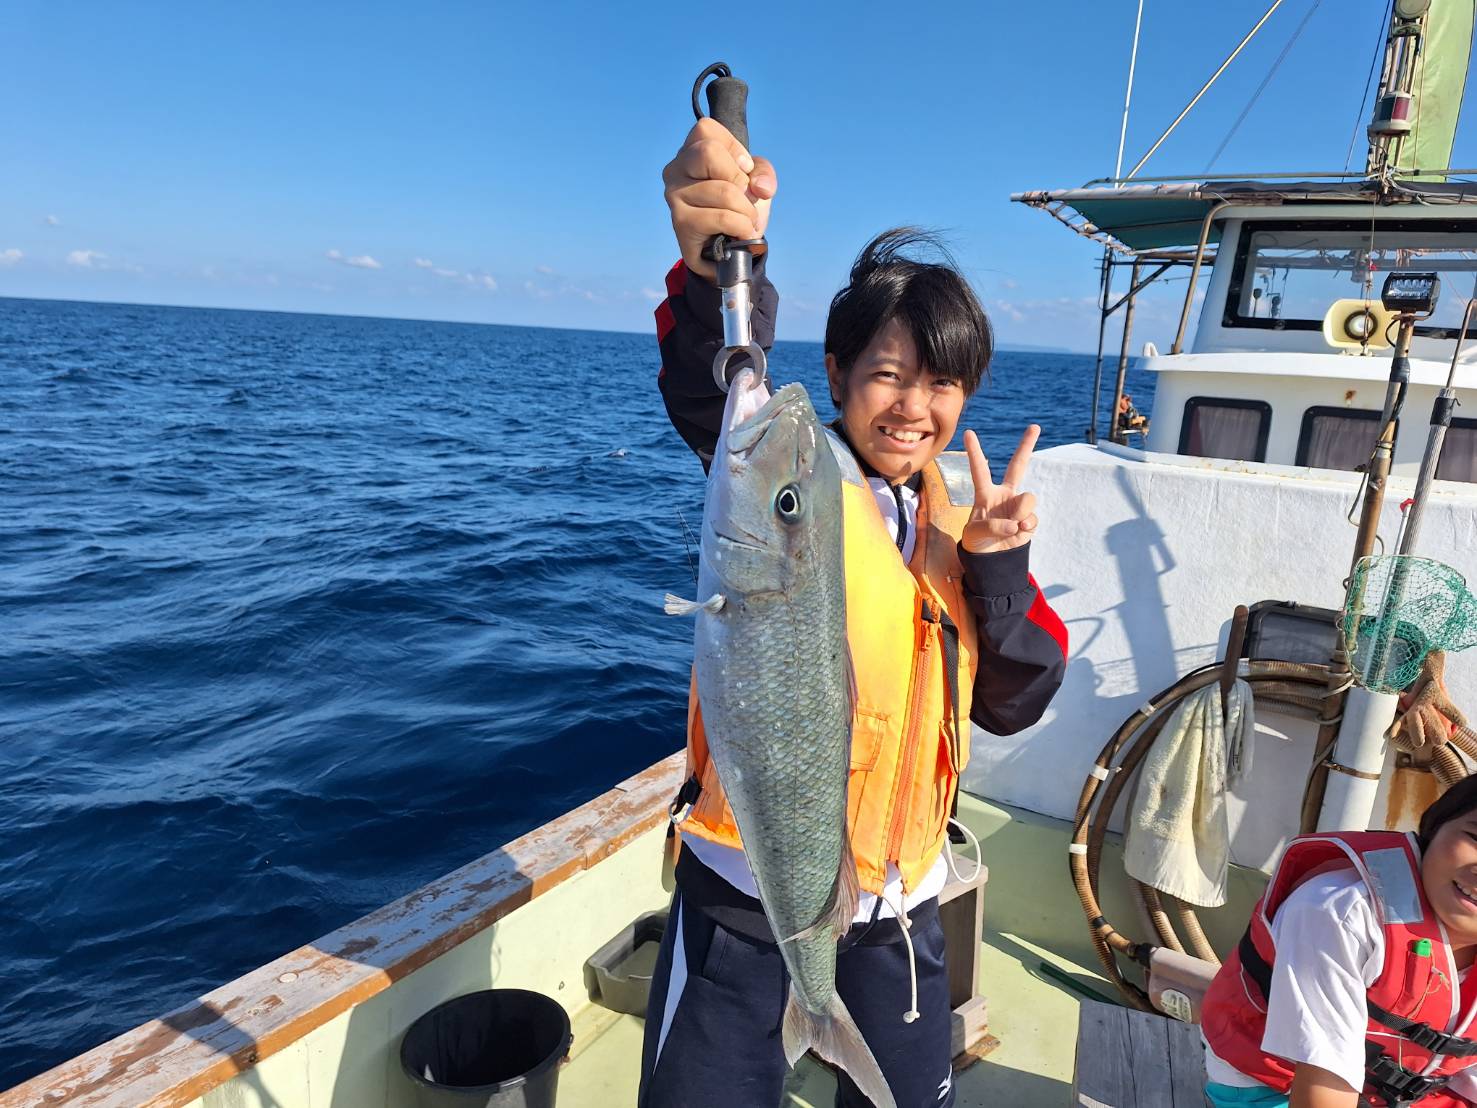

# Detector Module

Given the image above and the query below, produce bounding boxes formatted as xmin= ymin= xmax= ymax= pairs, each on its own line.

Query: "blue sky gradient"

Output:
xmin=2 ymin=1 xmax=1471 ymax=350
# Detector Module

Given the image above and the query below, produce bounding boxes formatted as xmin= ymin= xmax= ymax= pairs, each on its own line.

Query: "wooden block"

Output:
xmin=1071 ymin=999 xmax=1207 ymax=1107
xmin=950 ymin=994 xmax=990 ymax=1059
xmin=939 ymin=855 xmax=988 ymax=1010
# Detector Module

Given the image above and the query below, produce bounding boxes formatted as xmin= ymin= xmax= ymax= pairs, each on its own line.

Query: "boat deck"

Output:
xmin=11 ymin=753 xmax=1260 ymax=1107
xmin=561 ymin=926 xmax=1100 ymax=1106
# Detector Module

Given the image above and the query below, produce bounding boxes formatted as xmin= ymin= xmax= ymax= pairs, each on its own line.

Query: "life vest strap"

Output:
xmin=935 ymin=604 xmax=966 ymax=840
xmin=1368 ymin=1001 xmax=1477 ymax=1057
xmin=1238 ymin=928 xmax=1273 ymax=1000
xmin=1364 ymin=1042 xmax=1453 ymax=1107
xmin=666 ymin=774 xmax=703 ymax=837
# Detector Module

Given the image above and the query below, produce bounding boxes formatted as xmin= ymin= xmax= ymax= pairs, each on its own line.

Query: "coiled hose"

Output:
xmin=1069 ymin=657 xmax=1337 ymax=1008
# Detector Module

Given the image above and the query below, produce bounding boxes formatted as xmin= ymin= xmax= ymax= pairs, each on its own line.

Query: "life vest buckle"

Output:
xmin=668 ymin=774 xmax=702 ymax=827
xmin=1364 ymin=1043 xmax=1451 ymax=1106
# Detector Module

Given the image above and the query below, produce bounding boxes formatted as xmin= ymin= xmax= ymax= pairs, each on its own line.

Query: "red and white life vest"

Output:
xmin=1203 ymin=830 xmax=1477 ymax=1106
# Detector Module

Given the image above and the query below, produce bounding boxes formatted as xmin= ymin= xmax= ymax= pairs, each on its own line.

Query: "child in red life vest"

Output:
xmin=1201 ymin=775 xmax=1477 ymax=1108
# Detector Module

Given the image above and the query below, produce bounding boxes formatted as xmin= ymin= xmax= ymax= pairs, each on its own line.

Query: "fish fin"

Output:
xmin=778 ymin=844 xmax=860 ymax=944
xmin=781 ymin=990 xmax=896 ymax=1108
xmin=829 ymin=841 xmax=861 ymax=940
xmin=662 ymin=592 xmax=725 ymax=617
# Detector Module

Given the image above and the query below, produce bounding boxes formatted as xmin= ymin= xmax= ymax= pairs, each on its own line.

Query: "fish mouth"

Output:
xmin=727 ymin=384 xmax=817 ymax=460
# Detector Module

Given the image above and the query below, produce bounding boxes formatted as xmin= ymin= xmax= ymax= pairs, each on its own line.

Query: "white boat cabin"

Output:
xmin=1017 ymin=181 xmax=1477 ymax=481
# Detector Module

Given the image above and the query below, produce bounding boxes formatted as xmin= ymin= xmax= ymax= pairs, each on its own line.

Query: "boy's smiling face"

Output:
xmin=1422 ymin=811 xmax=1477 ymax=947
xmin=826 ymin=317 xmax=967 ymax=485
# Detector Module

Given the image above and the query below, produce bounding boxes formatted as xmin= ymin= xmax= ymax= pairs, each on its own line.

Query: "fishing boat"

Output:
xmin=11 ymin=3 xmax=1477 ymax=1105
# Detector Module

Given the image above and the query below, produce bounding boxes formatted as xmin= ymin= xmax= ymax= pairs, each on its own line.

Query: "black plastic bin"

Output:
xmin=400 ymin=989 xmax=573 ymax=1108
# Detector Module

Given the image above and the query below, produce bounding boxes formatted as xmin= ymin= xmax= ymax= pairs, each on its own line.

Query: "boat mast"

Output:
xmin=1365 ymin=0 xmax=1476 ymax=184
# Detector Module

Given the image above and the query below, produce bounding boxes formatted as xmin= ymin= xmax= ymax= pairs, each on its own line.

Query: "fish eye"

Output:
xmin=775 ymin=484 xmax=803 ymax=522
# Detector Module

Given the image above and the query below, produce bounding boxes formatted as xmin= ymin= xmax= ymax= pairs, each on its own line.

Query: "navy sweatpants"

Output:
xmin=637 ymin=891 xmax=957 ymax=1108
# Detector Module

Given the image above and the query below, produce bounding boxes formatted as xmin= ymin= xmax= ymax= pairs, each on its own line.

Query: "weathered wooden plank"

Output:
xmin=1125 ymin=1009 xmax=1175 ymax=1108
xmin=4 ymin=752 xmax=688 ymax=1108
xmin=1072 ymin=998 xmax=1208 ymax=1107
xmin=1073 ymin=1000 xmax=1137 ymax=1107
xmin=1164 ymin=1014 xmax=1209 ymax=1106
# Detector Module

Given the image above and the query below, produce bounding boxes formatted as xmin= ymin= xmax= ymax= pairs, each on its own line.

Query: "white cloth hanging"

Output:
xmin=1123 ymin=678 xmax=1254 ymax=908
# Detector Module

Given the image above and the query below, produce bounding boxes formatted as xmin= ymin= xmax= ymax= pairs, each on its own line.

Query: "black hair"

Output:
xmin=1418 ymin=773 xmax=1477 ymax=852
xmin=823 ymin=227 xmax=993 ymax=403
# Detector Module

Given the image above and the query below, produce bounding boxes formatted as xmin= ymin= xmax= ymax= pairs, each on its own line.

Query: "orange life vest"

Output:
xmin=679 ymin=431 xmax=979 ymax=895
xmin=1203 ymin=831 xmax=1477 ymax=1107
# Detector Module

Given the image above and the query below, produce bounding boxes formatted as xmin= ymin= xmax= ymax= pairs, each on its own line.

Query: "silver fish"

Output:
xmin=666 ymin=368 xmax=893 ymax=1108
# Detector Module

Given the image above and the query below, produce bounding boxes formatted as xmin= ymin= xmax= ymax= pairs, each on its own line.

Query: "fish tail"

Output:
xmin=781 ymin=990 xmax=896 ymax=1108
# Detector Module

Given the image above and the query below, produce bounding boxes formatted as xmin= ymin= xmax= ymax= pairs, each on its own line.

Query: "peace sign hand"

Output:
xmin=961 ymin=425 xmax=1040 ymax=555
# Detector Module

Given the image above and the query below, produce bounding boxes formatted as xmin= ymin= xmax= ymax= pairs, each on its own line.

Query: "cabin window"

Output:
xmin=1436 ymin=418 xmax=1477 ymax=483
xmin=1225 ymin=220 xmax=1477 ymax=339
xmin=1296 ymin=407 xmax=1382 ymax=471
xmin=1179 ymin=397 xmax=1271 ymax=462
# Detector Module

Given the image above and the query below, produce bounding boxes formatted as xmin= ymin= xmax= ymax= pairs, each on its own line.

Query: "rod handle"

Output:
xmin=692 ymin=62 xmax=749 ymax=150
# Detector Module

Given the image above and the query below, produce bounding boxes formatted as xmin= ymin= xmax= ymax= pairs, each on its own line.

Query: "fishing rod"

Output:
xmin=691 ymin=62 xmax=767 ymax=393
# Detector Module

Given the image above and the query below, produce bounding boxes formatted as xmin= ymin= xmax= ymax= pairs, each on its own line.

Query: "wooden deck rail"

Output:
xmin=3 ymin=753 xmax=687 ymax=1108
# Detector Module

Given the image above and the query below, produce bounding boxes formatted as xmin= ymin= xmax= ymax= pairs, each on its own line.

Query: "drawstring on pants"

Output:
xmin=880 ymin=823 xmax=981 ymax=1026
xmin=879 ymin=888 xmax=921 ymax=1024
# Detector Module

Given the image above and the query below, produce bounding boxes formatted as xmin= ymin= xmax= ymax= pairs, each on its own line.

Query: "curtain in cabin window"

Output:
xmin=1436 ymin=425 xmax=1477 ymax=483
xmin=1302 ymin=414 xmax=1379 ymax=472
xmin=1185 ymin=405 xmax=1265 ymax=462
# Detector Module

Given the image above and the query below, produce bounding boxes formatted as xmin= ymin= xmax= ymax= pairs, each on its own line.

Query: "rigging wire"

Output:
xmin=1345 ymin=1 xmax=1394 ymax=174
xmin=1126 ymin=0 xmax=1286 ymax=180
xmin=1114 ymin=0 xmax=1147 ymax=185
xmin=1206 ymin=0 xmax=1323 ymax=172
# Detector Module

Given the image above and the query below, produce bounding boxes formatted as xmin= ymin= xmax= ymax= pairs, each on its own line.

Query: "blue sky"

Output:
xmin=1 ymin=1 xmax=1470 ymax=350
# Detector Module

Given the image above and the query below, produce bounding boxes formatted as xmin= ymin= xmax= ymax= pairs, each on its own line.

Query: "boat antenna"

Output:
xmin=1113 ymin=0 xmax=1146 ymax=186
xmin=1125 ymin=0 xmax=1285 ymax=180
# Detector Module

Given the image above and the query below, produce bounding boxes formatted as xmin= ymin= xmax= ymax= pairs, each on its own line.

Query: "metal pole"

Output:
xmin=1114 ymin=0 xmax=1146 ymax=186
xmin=1127 ymin=0 xmax=1286 ymax=180
xmin=1398 ymin=298 xmax=1477 ymax=555
xmin=1088 ymin=252 xmax=1113 ymax=445
xmin=1172 ymin=201 xmax=1232 ymax=354
xmin=1110 ymin=261 xmax=1142 ymax=443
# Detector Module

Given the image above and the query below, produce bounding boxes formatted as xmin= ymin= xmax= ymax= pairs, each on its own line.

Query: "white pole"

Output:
xmin=1316 ymin=686 xmax=1399 ymax=832
xmin=1115 ymin=0 xmax=1146 ymax=186
xmin=1127 ymin=0 xmax=1285 ymax=181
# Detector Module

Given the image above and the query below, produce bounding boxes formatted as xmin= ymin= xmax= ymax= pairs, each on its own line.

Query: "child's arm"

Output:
xmin=1288 ymin=1063 xmax=1359 ymax=1108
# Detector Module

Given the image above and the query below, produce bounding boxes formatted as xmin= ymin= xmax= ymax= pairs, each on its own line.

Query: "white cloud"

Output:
xmin=67 ymin=249 xmax=105 ymax=268
xmin=325 ymin=249 xmax=382 ymax=270
xmin=463 ymin=273 xmax=497 ymax=291
xmin=413 ymin=257 xmax=434 ymax=269
xmin=641 ymin=287 xmax=663 ymax=301
xmin=432 ymin=266 xmax=458 ymax=278
xmin=0 ymin=248 xmax=22 ymax=266
xmin=535 ymin=264 xmax=556 ymax=275
xmin=43 ymin=215 xmax=60 ymax=227
xmin=992 ymin=299 xmax=1026 ymax=323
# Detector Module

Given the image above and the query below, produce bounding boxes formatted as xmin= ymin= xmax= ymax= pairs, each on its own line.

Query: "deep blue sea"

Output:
xmin=0 ymin=296 xmax=1154 ymax=1086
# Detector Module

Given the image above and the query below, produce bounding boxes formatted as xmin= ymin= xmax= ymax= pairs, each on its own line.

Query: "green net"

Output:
xmin=1342 ymin=555 xmax=1477 ymax=694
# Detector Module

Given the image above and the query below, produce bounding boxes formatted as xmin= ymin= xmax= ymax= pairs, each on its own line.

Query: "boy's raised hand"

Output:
xmin=662 ymin=118 xmax=777 ymax=281
xmin=961 ymin=425 xmax=1041 ymax=555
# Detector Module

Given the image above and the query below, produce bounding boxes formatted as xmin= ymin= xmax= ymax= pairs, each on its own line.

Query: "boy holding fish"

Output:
xmin=640 ymin=117 xmax=1067 ymax=1108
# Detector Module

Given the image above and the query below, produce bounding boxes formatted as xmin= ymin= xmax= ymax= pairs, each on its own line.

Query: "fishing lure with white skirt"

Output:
xmin=665 ymin=367 xmax=894 ymax=1108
